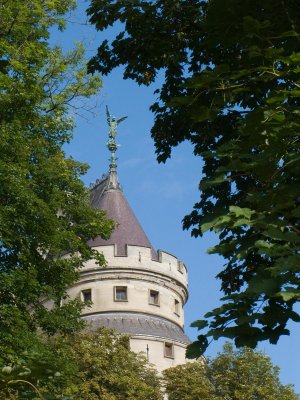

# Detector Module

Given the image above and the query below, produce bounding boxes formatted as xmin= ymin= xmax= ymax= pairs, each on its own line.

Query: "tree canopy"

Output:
xmin=163 ymin=362 xmax=213 ymax=400
xmin=0 ymin=0 xmax=114 ymax=388
xmin=65 ymin=328 xmax=162 ymax=400
xmin=0 ymin=328 xmax=162 ymax=400
xmin=163 ymin=343 xmax=299 ymax=400
xmin=87 ymin=0 xmax=300 ymax=354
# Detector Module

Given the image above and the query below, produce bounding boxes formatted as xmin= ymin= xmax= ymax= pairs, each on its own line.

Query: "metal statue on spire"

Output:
xmin=106 ymin=106 xmax=127 ymax=171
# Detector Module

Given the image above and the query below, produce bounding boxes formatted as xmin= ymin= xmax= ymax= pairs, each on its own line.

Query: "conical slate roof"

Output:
xmin=88 ymin=170 xmax=156 ymax=257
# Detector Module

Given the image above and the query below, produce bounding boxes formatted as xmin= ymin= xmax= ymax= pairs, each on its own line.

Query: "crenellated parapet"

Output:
xmin=82 ymin=245 xmax=188 ymax=294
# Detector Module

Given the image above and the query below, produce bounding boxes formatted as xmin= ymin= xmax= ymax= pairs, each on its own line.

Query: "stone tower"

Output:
xmin=67 ymin=111 xmax=190 ymax=372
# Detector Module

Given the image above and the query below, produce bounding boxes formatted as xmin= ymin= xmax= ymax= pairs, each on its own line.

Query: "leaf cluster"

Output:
xmin=61 ymin=328 xmax=162 ymax=400
xmin=0 ymin=333 xmax=77 ymax=399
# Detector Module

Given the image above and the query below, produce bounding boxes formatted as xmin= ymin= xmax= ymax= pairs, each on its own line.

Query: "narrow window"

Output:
xmin=174 ymin=299 xmax=180 ymax=315
xmin=178 ymin=262 xmax=184 ymax=273
xmin=82 ymin=289 xmax=92 ymax=303
xmin=115 ymin=286 xmax=128 ymax=301
xmin=149 ymin=290 xmax=159 ymax=306
xmin=164 ymin=342 xmax=174 ymax=358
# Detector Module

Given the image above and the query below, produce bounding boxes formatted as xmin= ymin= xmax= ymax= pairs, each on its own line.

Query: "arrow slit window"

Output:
xmin=174 ymin=299 xmax=180 ymax=315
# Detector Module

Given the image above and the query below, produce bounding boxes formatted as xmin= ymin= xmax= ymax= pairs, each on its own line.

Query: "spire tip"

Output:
xmin=105 ymin=107 xmax=127 ymax=190
xmin=106 ymin=106 xmax=127 ymax=172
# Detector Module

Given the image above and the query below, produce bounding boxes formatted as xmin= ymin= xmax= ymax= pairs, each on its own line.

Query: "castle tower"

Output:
xmin=67 ymin=110 xmax=190 ymax=371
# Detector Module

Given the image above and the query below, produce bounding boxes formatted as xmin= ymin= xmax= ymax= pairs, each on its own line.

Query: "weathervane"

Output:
xmin=106 ymin=106 xmax=127 ymax=171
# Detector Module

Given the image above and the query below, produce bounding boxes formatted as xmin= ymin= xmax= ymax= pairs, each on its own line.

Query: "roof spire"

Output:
xmin=106 ymin=106 xmax=127 ymax=190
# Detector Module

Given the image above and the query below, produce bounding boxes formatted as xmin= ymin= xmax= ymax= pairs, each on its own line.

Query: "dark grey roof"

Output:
xmin=88 ymin=171 xmax=157 ymax=258
xmin=83 ymin=313 xmax=191 ymax=344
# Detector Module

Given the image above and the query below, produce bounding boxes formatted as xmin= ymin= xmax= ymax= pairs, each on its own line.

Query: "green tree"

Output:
xmin=163 ymin=344 xmax=299 ymax=400
xmin=0 ymin=334 xmax=77 ymax=399
xmin=1 ymin=328 xmax=162 ymax=400
xmin=0 ymin=0 xmax=114 ymax=395
xmin=87 ymin=0 xmax=300 ymax=353
xmin=64 ymin=328 xmax=162 ymax=400
xmin=163 ymin=362 xmax=213 ymax=400
xmin=209 ymin=344 xmax=299 ymax=400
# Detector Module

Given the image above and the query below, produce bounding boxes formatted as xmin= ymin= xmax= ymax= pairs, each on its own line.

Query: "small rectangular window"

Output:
xmin=174 ymin=299 xmax=180 ymax=315
xmin=115 ymin=286 xmax=128 ymax=301
xmin=164 ymin=342 xmax=174 ymax=358
xmin=82 ymin=289 xmax=92 ymax=303
xmin=149 ymin=290 xmax=159 ymax=306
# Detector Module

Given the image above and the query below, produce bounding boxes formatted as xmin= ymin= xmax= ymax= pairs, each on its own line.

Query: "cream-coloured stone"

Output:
xmin=129 ymin=337 xmax=187 ymax=373
xmin=67 ymin=277 xmax=185 ymax=326
xmin=81 ymin=245 xmax=188 ymax=288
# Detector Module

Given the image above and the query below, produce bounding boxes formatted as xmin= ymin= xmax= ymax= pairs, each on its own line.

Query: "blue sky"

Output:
xmin=53 ymin=1 xmax=300 ymax=391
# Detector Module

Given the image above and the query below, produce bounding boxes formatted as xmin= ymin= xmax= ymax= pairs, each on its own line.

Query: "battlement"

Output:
xmin=82 ymin=244 xmax=188 ymax=292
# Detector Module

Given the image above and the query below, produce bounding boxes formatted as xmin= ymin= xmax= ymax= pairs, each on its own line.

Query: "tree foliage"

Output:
xmin=163 ymin=344 xmax=299 ymax=400
xmin=0 ymin=0 xmax=114 ymax=391
xmin=0 ymin=328 xmax=162 ymax=400
xmin=87 ymin=0 xmax=300 ymax=353
xmin=163 ymin=362 xmax=213 ymax=400
xmin=65 ymin=328 xmax=162 ymax=400
xmin=0 ymin=333 xmax=77 ymax=399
